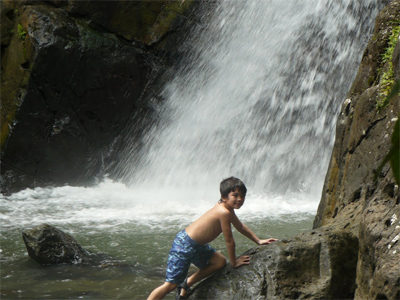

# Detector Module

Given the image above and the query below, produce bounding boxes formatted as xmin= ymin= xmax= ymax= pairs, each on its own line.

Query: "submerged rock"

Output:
xmin=23 ymin=224 xmax=101 ymax=265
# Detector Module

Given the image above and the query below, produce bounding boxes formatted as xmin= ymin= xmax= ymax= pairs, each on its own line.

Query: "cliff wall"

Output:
xmin=314 ymin=1 xmax=400 ymax=298
xmin=0 ymin=0 xmax=200 ymax=193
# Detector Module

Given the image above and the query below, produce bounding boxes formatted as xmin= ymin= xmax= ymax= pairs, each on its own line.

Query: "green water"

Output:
xmin=1 ymin=215 xmax=314 ymax=299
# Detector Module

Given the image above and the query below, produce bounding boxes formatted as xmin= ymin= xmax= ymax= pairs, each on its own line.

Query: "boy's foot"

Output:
xmin=176 ymin=279 xmax=191 ymax=299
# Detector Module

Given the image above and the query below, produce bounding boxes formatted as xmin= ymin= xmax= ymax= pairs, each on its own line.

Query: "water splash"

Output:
xmin=113 ymin=0 xmax=384 ymax=198
xmin=0 ymin=178 xmax=315 ymax=233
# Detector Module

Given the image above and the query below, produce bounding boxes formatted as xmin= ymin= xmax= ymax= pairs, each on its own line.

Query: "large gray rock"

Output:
xmin=191 ymin=228 xmax=358 ymax=300
xmin=22 ymin=224 xmax=93 ymax=265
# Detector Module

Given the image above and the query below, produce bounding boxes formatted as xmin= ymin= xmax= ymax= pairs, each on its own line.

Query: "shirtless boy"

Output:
xmin=147 ymin=177 xmax=278 ymax=300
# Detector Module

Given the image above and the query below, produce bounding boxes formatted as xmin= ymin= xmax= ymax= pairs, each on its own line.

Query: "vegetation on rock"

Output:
xmin=17 ymin=23 xmax=27 ymax=40
xmin=377 ymin=24 xmax=400 ymax=110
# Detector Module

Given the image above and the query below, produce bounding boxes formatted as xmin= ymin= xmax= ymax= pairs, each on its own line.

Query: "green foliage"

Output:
xmin=377 ymin=25 xmax=400 ymax=111
xmin=382 ymin=23 xmax=400 ymax=64
xmin=18 ymin=24 xmax=27 ymax=40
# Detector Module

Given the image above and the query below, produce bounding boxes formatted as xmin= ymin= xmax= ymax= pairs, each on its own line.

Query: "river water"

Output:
xmin=1 ymin=180 xmax=315 ymax=299
xmin=0 ymin=0 xmax=386 ymax=299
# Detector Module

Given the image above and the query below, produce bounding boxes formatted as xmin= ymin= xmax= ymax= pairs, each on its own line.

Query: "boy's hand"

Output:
xmin=234 ymin=255 xmax=251 ymax=267
xmin=258 ymin=238 xmax=278 ymax=245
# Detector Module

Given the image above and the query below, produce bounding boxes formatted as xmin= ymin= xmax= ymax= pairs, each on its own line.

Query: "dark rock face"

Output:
xmin=313 ymin=2 xmax=400 ymax=299
xmin=22 ymin=224 xmax=92 ymax=265
xmin=0 ymin=1 xmax=198 ymax=194
xmin=2 ymin=4 xmax=154 ymax=191
xmin=313 ymin=1 xmax=400 ymax=232
xmin=191 ymin=228 xmax=359 ymax=300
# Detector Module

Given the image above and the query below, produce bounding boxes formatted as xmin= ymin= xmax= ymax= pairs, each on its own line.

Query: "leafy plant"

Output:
xmin=377 ymin=25 xmax=400 ymax=111
xmin=18 ymin=24 xmax=27 ymax=40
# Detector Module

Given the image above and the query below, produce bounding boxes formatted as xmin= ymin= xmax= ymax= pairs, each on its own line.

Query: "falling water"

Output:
xmin=114 ymin=0 xmax=384 ymax=198
xmin=0 ymin=1 xmax=388 ymax=299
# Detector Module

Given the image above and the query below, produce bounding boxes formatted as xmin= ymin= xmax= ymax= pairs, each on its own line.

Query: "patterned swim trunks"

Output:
xmin=165 ymin=230 xmax=216 ymax=284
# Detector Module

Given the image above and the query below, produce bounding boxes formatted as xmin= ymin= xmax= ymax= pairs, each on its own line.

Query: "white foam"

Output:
xmin=0 ymin=178 xmax=318 ymax=231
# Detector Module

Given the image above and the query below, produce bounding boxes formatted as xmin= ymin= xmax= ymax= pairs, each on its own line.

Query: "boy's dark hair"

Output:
xmin=219 ymin=177 xmax=247 ymax=200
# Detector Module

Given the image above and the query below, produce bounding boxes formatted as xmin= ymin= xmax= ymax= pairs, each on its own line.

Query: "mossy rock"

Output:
xmin=1 ymin=20 xmax=33 ymax=148
xmin=348 ymin=3 xmax=400 ymax=97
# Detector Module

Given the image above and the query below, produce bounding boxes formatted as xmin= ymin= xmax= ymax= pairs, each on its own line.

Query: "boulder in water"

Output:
xmin=22 ymin=224 xmax=93 ymax=265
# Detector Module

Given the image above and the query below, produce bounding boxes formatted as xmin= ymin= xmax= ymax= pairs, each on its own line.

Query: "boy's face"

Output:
xmin=222 ymin=188 xmax=246 ymax=210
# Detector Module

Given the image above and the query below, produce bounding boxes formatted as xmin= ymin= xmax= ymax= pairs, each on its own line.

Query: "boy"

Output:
xmin=147 ymin=177 xmax=278 ymax=300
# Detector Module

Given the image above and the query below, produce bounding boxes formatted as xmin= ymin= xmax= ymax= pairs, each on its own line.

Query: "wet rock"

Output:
xmin=66 ymin=0 xmax=196 ymax=46
xmin=22 ymin=224 xmax=136 ymax=269
xmin=313 ymin=0 xmax=400 ymax=230
xmin=1 ymin=1 xmax=198 ymax=194
xmin=22 ymin=224 xmax=93 ymax=265
xmin=356 ymin=197 xmax=400 ymax=300
xmin=191 ymin=228 xmax=359 ymax=300
xmin=1 ymin=4 xmax=153 ymax=192
xmin=313 ymin=1 xmax=400 ymax=299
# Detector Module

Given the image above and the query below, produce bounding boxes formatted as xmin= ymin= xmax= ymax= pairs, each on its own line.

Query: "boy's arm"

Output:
xmin=231 ymin=213 xmax=278 ymax=245
xmin=220 ymin=210 xmax=250 ymax=268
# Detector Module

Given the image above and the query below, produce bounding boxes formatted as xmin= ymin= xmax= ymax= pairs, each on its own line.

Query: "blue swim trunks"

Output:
xmin=166 ymin=230 xmax=216 ymax=284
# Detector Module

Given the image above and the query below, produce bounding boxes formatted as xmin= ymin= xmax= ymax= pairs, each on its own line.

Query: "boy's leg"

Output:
xmin=180 ymin=251 xmax=226 ymax=297
xmin=147 ymin=282 xmax=177 ymax=300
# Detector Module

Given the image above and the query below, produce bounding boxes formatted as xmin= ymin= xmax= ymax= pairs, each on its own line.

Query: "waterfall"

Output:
xmin=0 ymin=3 xmax=389 ymax=298
xmin=113 ymin=0 xmax=384 ymax=197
